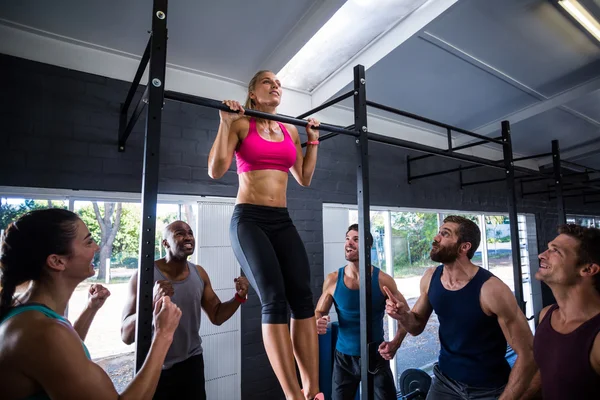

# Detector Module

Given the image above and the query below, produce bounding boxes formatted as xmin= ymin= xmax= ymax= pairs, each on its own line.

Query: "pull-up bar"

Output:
xmin=164 ymin=91 xmax=359 ymax=137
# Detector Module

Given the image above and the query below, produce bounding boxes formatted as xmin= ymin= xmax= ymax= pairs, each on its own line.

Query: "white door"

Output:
xmin=196 ymin=200 xmax=241 ymax=400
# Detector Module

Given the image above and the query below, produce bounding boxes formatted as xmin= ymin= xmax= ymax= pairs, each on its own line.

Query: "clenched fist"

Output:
xmin=87 ymin=284 xmax=111 ymax=311
xmin=153 ymin=296 xmax=182 ymax=342
xmin=153 ymin=280 xmax=175 ymax=308
xmin=316 ymin=315 xmax=330 ymax=335
xmin=234 ymin=276 xmax=249 ymax=299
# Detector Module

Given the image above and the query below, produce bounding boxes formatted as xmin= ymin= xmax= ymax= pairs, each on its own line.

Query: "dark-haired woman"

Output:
xmin=0 ymin=209 xmax=182 ymax=400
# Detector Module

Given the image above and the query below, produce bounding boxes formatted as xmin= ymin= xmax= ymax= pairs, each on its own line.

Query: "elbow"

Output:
xmin=208 ymin=162 xmax=226 ymax=180
xmin=121 ymin=327 xmax=134 ymax=345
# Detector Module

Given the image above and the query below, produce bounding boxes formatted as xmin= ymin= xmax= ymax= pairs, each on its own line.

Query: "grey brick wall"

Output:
xmin=2 ymin=54 xmax=600 ymax=399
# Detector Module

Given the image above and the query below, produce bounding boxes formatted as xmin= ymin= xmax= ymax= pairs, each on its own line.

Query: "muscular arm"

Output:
xmin=288 ymin=124 xmax=318 ymax=187
xmin=315 ymin=272 xmax=337 ymax=319
xmin=391 ymin=267 xmax=435 ymax=336
xmin=208 ymin=118 xmax=241 ymax=179
xmin=73 ymin=306 xmax=99 ymax=341
xmin=379 ymin=272 xmax=409 ymax=346
xmin=121 ymin=272 xmax=138 ymax=345
xmin=199 ymin=266 xmax=241 ymax=326
xmin=481 ymin=278 xmax=537 ymax=400
xmin=25 ymin=319 xmax=172 ymax=400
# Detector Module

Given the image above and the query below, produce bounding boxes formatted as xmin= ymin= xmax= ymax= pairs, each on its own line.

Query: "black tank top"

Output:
xmin=429 ymin=265 xmax=510 ymax=388
xmin=533 ymin=304 xmax=600 ymax=399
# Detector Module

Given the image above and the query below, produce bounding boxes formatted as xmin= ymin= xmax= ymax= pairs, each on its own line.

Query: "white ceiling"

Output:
xmin=1 ymin=0 xmax=599 ymax=173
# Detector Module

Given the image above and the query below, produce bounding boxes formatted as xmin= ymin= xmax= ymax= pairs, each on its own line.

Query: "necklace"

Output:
xmin=262 ymin=122 xmax=281 ymax=135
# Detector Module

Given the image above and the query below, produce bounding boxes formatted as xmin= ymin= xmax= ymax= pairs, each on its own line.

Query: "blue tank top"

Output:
xmin=332 ymin=266 xmax=386 ymax=356
xmin=429 ymin=265 xmax=510 ymax=388
xmin=0 ymin=303 xmax=92 ymax=400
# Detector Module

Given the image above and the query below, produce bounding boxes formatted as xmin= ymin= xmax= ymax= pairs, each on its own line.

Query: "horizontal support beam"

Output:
xmin=367 ymin=131 xmax=507 ymax=170
xmin=366 ymin=100 xmax=504 ymax=145
xmin=408 ymin=136 xmax=502 ymax=162
xmin=164 ymin=91 xmax=358 ymax=137
xmin=409 ymin=164 xmax=483 ymax=182
xmin=301 ymin=125 xmax=354 ymax=148
xmin=561 ymin=160 xmax=600 ymax=175
xmin=296 ymin=90 xmax=354 ymax=119
xmin=461 ymin=177 xmax=506 ymax=188
xmin=513 ymin=152 xmax=552 ymax=162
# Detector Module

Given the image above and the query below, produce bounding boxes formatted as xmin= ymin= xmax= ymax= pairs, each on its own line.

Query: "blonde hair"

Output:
xmin=244 ymin=70 xmax=272 ymax=110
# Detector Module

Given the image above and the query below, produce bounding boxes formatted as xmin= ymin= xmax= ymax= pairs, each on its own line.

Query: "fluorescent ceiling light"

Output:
xmin=559 ymin=0 xmax=600 ymax=42
xmin=277 ymin=0 xmax=428 ymax=92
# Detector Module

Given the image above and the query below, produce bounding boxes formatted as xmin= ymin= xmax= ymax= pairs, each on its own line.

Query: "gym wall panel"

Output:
xmin=196 ymin=201 xmax=241 ymax=400
xmin=2 ymin=53 xmax=600 ymax=399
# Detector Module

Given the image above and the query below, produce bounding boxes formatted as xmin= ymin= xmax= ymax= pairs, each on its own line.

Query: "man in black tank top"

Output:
xmin=385 ymin=216 xmax=536 ymax=399
xmin=120 ymin=221 xmax=249 ymax=400
xmin=525 ymin=224 xmax=600 ymax=399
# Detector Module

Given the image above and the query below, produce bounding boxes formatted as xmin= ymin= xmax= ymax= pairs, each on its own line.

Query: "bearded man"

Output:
xmin=385 ymin=216 xmax=536 ymax=400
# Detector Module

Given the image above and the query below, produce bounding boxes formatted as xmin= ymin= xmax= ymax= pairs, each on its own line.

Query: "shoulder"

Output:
xmin=421 ymin=266 xmax=438 ymax=286
xmin=378 ymin=269 xmax=396 ymax=288
xmin=480 ymin=276 xmax=518 ymax=316
xmin=323 ymin=271 xmax=339 ymax=293
xmin=4 ymin=313 xmax=83 ymax=366
xmin=283 ymin=123 xmax=299 ymax=139
xmin=538 ymin=304 xmax=555 ymax=323
xmin=195 ymin=264 xmax=210 ymax=283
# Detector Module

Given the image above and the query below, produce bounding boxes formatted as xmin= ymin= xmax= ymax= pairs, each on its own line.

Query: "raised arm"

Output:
xmin=27 ymin=297 xmax=181 ymax=400
xmin=73 ymin=284 xmax=111 ymax=341
xmin=481 ymin=278 xmax=536 ymax=400
xmin=208 ymin=101 xmax=243 ymax=179
xmin=379 ymin=272 xmax=409 ymax=359
xmin=199 ymin=266 xmax=248 ymax=326
xmin=385 ymin=267 xmax=435 ymax=336
xmin=288 ymin=119 xmax=319 ymax=187
xmin=121 ymin=272 xmax=139 ymax=345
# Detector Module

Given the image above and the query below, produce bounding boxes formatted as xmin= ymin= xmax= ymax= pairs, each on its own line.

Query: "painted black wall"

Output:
xmin=1 ymin=54 xmax=599 ymax=399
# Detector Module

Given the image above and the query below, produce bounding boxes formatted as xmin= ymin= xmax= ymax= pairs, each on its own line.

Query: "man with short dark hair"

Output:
xmin=121 ymin=220 xmax=249 ymax=400
xmin=386 ymin=215 xmax=536 ymax=399
xmin=524 ymin=224 xmax=600 ymax=399
xmin=315 ymin=224 xmax=409 ymax=400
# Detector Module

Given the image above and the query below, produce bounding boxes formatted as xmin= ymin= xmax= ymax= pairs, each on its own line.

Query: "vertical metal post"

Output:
xmin=552 ymin=140 xmax=566 ymax=225
xmin=406 ymin=156 xmax=412 ymax=184
xmin=501 ymin=121 xmax=525 ymax=313
xmin=447 ymin=128 xmax=453 ymax=151
xmin=354 ymin=64 xmax=373 ymax=400
xmin=135 ymin=0 xmax=168 ymax=373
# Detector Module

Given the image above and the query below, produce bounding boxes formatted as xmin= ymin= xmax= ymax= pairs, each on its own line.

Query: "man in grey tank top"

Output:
xmin=121 ymin=220 xmax=249 ymax=400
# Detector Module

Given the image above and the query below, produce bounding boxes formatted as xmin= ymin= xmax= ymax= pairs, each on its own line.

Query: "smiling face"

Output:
xmin=70 ymin=219 xmax=100 ymax=279
xmin=536 ymin=233 xmax=585 ymax=286
xmin=163 ymin=221 xmax=195 ymax=260
xmin=345 ymin=229 xmax=360 ymax=262
xmin=248 ymin=71 xmax=281 ymax=109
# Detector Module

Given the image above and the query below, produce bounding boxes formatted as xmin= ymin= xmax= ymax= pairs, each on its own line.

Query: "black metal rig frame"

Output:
xmin=117 ymin=1 xmax=599 ymax=398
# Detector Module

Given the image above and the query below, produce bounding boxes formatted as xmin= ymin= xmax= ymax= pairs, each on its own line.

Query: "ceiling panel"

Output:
xmin=0 ymin=0 xmax=324 ymax=82
xmin=501 ymin=109 xmax=600 ymax=155
xmin=564 ymin=89 xmax=600 ymax=124
xmin=335 ymin=35 xmax=540 ymax=131
xmin=424 ymin=0 xmax=600 ymax=98
xmin=574 ymin=154 xmax=600 ymax=170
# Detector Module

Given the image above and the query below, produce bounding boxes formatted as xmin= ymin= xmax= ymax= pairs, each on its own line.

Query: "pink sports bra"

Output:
xmin=235 ymin=118 xmax=297 ymax=174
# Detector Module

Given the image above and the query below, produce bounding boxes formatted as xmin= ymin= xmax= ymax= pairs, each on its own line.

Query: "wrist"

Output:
xmin=234 ymin=292 xmax=247 ymax=303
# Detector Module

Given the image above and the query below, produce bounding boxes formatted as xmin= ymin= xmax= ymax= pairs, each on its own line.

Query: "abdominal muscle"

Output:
xmin=236 ymin=170 xmax=289 ymax=207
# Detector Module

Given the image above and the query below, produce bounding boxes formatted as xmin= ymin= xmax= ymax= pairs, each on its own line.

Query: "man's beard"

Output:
xmin=430 ymin=241 xmax=461 ymax=263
